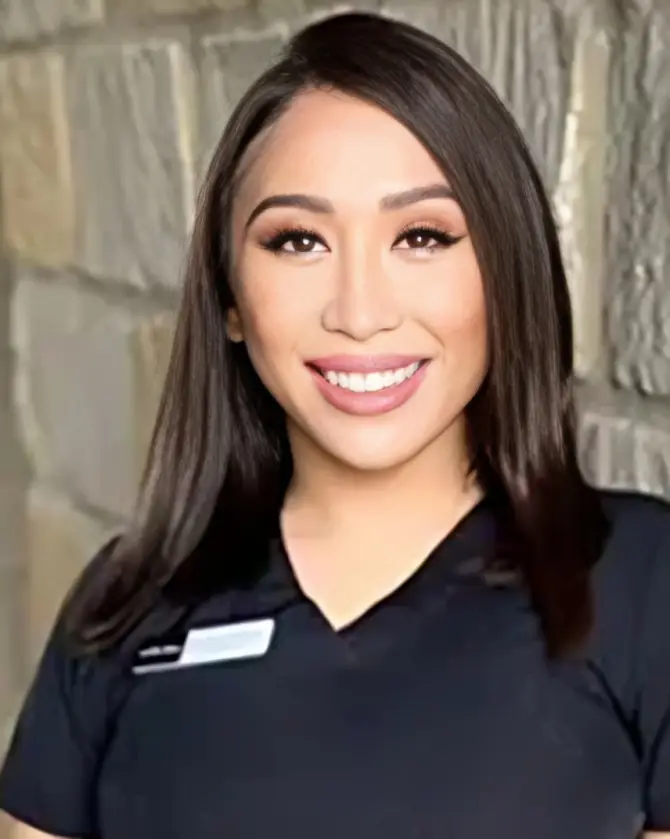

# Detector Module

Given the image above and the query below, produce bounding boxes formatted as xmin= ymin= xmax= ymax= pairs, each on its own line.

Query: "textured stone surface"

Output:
xmin=68 ymin=41 xmax=195 ymax=288
xmin=0 ymin=482 xmax=26 ymax=575
xmin=608 ymin=4 xmax=670 ymax=394
xmin=553 ymin=6 xmax=610 ymax=378
xmin=578 ymin=391 xmax=670 ymax=499
xmin=0 ymin=485 xmax=25 ymax=725
xmin=0 ymin=261 xmax=29 ymax=578
xmin=131 ymin=311 xmax=175 ymax=480
xmin=199 ymin=29 xmax=286 ymax=163
xmin=12 ymin=275 xmax=139 ymax=519
xmin=0 ymin=396 xmax=26 ymax=741
xmin=579 ymin=410 xmax=638 ymax=491
xmin=0 ymin=562 xmax=23 ymax=758
xmin=115 ymin=0 xmax=246 ymax=17
xmin=0 ymin=166 xmax=24 ymax=769
xmin=382 ymin=0 xmax=574 ymax=189
xmin=25 ymin=488 xmax=112 ymax=667
xmin=0 ymin=0 xmax=103 ymax=42
xmin=256 ymin=0 xmax=377 ymax=27
xmin=0 ymin=53 xmax=75 ymax=266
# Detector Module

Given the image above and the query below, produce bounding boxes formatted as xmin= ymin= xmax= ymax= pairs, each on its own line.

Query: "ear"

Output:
xmin=226 ymin=307 xmax=245 ymax=343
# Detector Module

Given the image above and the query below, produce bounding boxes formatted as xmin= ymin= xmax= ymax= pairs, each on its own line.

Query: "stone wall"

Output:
xmin=0 ymin=0 xmax=668 ymax=737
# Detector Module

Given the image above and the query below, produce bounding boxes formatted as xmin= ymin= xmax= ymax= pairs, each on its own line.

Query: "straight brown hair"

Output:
xmin=64 ymin=11 xmax=608 ymax=659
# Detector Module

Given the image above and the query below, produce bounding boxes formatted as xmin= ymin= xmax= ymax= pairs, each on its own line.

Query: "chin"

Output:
xmin=290 ymin=408 xmax=467 ymax=475
xmin=320 ymin=431 xmax=434 ymax=474
xmin=337 ymin=452 xmax=409 ymax=473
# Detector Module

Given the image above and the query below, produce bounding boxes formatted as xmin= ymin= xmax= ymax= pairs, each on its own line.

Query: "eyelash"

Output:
xmin=260 ymin=225 xmax=320 ymax=253
xmin=259 ymin=224 xmax=461 ymax=254
xmin=396 ymin=224 xmax=461 ymax=250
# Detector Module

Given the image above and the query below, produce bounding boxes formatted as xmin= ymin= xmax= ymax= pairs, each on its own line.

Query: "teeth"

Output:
xmin=321 ymin=362 xmax=421 ymax=393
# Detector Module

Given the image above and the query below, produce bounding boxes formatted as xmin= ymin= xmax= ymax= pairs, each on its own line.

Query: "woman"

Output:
xmin=1 ymin=10 xmax=669 ymax=839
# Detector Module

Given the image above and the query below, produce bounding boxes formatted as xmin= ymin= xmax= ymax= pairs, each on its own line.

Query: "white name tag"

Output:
xmin=132 ymin=618 xmax=276 ymax=674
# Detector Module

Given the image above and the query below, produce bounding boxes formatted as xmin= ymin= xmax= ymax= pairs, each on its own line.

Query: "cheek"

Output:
xmin=422 ymin=252 xmax=487 ymax=354
xmin=234 ymin=259 xmax=309 ymax=370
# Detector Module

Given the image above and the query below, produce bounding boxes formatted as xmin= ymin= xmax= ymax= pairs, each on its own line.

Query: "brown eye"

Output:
xmin=394 ymin=226 xmax=461 ymax=251
xmin=405 ymin=231 xmax=436 ymax=249
xmin=291 ymin=235 xmax=317 ymax=253
xmin=260 ymin=229 xmax=328 ymax=254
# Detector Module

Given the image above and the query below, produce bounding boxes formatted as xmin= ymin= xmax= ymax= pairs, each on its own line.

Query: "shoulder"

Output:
xmin=587 ymin=488 xmax=670 ymax=699
xmin=592 ymin=486 xmax=670 ymax=602
xmin=585 ymin=490 xmax=670 ymax=826
xmin=10 ymin=532 xmax=199 ymax=756
xmin=0 ymin=539 xmax=124 ymax=834
xmin=592 ymin=487 xmax=670 ymax=608
xmin=599 ymin=486 xmax=670 ymax=538
xmin=14 ymin=537 xmax=134 ymax=752
xmin=0 ymin=533 xmax=198 ymax=836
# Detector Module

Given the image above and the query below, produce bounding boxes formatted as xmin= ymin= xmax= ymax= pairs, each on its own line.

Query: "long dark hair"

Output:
xmin=65 ymin=11 xmax=607 ymax=658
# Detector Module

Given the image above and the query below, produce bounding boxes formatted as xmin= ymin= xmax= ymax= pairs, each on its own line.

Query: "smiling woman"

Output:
xmin=226 ymin=91 xmax=486 ymax=485
xmin=2 ymin=11 xmax=670 ymax=839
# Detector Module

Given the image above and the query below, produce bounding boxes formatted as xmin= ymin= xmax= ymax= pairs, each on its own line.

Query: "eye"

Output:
xmin=394 ymin=225 xmax=462 ymax=251
xmin=260 ymin=227 xmax=328 ymax=255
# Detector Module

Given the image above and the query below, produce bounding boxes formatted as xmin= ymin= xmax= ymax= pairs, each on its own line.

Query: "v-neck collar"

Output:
xmin=260 ymin=497 xmax=498 ymax=655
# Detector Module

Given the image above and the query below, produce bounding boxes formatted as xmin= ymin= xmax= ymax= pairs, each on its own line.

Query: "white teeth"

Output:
xmin=321 ymin=362 xmax=421 ymax=393
xmin=365 ymin=373 xmax=385 ymax=392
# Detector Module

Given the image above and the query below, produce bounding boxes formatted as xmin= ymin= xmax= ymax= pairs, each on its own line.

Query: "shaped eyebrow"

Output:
xmin=244 ymin=183 xmax=457 ymax=228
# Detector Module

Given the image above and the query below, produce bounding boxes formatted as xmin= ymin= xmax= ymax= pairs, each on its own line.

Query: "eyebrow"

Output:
xmin=244 ymin=183 xmax=457 ymax=228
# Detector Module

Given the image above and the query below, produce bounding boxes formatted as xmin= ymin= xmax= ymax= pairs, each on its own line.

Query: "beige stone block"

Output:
xmin=115 ymin=0 xmax=246 ymax=17
xmin=0 ymin=0 xmax=103 ymax=42
xmin=608 ymin=4 xmax=670 ymax=393
xmin=25 ymin=488 xmax=112 ymax=667
xmin=0 ymin=53 xmax=75 ymax=267
xmin=199 ymin=28 xmax=286 ymax=163
xmin=68 ymin=40 xmax=196 ymax=287
xmin=553 ymin=6 xmax=611 ymax=379
xmin=255 ymin=0 xmax=354 ymax=26
xmin=0 ymin=549 xmax=25 ymax=712
xmin=12 ymin=273 xmax=179 ymax=519
xmin=131 ymin=311 xmax=176 ymax=480
xmin=0 ymin=564 xmax=23 ymax=753
xmin=577 ymin=384 xmax=670 ymax=499
xmin=382 ymin=0 xmax=570 ymax=189
xmin=12 ymin=273 xmax=139 ymax=518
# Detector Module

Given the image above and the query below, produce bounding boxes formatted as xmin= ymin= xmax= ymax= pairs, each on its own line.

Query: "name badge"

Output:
xmin=132 ymin=618 xmax=276 ymax=674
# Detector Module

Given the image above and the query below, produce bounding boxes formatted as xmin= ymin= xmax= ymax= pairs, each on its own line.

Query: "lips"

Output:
xmin=306 ymin=354 xmax=426 ymax=374
xmin=304 ymin=354 xmax=431 ymax=416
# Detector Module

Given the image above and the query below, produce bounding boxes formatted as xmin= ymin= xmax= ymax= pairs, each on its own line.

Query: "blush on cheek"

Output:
xmin=241 ymin=327 xmax=291 ymax=400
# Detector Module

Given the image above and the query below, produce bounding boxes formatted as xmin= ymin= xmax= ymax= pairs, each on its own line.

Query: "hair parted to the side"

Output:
xmin=64 ymin=11 xmax=608 ymax=659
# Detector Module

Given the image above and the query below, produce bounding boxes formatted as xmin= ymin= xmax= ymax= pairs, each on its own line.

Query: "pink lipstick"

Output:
xmin=305 ymin=355 xmax=429 ymax=416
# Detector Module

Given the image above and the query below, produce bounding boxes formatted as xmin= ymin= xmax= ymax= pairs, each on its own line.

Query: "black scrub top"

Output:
xmin=2 ymin=489 xmax=670 ymax=839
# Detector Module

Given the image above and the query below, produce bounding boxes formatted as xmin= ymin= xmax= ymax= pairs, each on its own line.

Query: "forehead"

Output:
xmin=235 ymin=88 xmax=448 ymax=208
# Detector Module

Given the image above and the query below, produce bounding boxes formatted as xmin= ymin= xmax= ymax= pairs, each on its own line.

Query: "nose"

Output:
xmin=321 ymin=243 xmax=402 ymax=340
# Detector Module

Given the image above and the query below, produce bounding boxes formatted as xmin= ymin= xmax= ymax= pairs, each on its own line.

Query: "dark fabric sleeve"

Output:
xmin=0 ymin=542 xmax=124 ymax=838
xmin=639 ymin=525 xmax=670 ymax=831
